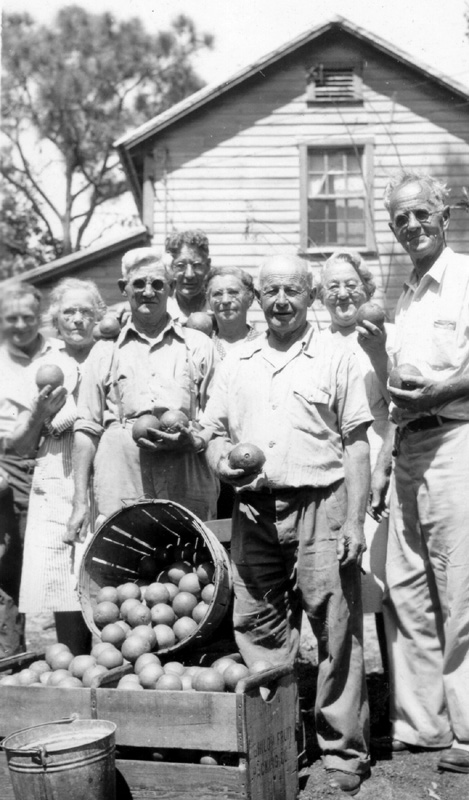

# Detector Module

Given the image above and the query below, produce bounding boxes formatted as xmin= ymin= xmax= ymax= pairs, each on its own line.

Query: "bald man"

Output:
xmin=200 ymin=255 xmax=372 ymax=793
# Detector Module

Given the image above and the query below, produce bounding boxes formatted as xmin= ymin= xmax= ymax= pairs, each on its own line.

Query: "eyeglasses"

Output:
xmin=324 ymin=282 xmax=363 ymax=297
xmin=392 ymin=207 xmax=445 ymax=230
xmin=173 ymin=260 xmax=208 ymax=275
xmin=128 ymin=278 xmax=166 ymax=292
xmin=61 ymin=307 xmax=95 ymax=320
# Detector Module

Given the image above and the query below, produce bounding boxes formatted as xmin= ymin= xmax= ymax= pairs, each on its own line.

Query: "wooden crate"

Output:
xmin=0 ymin=658 xmax=299 ymax=800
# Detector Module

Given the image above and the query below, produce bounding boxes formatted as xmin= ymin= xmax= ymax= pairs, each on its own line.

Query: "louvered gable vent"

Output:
xmin=306 ymin=64 xmax=363 ymax=103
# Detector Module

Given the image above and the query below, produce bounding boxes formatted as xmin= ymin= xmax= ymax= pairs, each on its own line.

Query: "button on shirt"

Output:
xmin=200 ymin=324 xmax=372 ymax=489
xmin=390 ymin=247 xmax=469 ymax=424
xmin=75 ymin=315 xmax=216 ymax=437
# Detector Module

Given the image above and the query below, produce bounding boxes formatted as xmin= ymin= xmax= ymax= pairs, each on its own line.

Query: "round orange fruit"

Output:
xmin=150 ymin=603 xmax=176 ymax=627
xmin=117 ymin=583 xmax=141 ymax=603
xmin=145 ymin=583 xmax=171 ymax=607
xmin=93 ymin=600 xmax=120 ymax=628
xmin=132 ymin=415 xmax=161 ymax=442
xmin=155 ymin=673 xmax=183 ymax=691
xmin=223 ymin=663 xmax=250 ymax=691
xmin=35 ymin=364 xmax=64 ymax=391
xmin=228 ymin=442 xmax=265 ymax=475
xmin=139 ymin=663 xmax=165 ymax=689
xmin=192 ymin=668 xmax=225 ymax=693
xmin=153 ymin=624 xmax=176 ymax=651
xmin=355 ymin=301 xmax=386 ymax=329
xmin=126 ymin=602 xmax=152 ymax=628
xmin=178 ymin=572 xmax=201 ymax=596
xmin=173 ymin=617 xmax=198 ymax=641
xmin=159 ymin=409 xmax=190 ymax=433
xmin=101 ymin=623 xmax=126 ymax=648
xmin=96 ymin=585 xmax=119 ymax=605
xmin=172 ymin=591 xmax=198 ymax=618
xmin=121 ymin=635 xmax=151 ymax=663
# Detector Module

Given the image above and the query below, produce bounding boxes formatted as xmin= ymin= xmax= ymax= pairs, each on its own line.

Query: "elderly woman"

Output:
xmin=205 ymin=266 xmax=259 ymax=359
xmin=318 ymin=250 xmax=393 ymax=626
xmin=13 ymin=278 xmax=105 ymax=655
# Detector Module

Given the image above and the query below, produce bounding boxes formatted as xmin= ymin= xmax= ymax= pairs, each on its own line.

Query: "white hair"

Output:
xmin=121 ymin=248 xmax=174 ymax=281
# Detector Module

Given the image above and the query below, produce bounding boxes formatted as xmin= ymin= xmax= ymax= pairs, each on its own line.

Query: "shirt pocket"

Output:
xmin=291 ymin=384 xmax=332 ymax=434
xmin=431 ymin=320 xmax=458 ymax=371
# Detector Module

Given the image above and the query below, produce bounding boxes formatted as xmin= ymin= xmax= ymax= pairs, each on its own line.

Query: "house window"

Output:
xmin=306 ymin=64 xmax=363 ymax=103
xmin=299 ymin=140 xmax=374 ymax=252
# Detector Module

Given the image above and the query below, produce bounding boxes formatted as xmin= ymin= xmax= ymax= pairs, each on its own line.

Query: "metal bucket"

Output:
xmin=2 ymin=717 xmax=116 ymax=800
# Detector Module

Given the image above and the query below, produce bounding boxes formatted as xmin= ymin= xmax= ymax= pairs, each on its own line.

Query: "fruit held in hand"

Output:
xmin=98 ymin=315 xmax=121 ymax=339
xmin=35 ymin=364 xmax=64 ymax=391
xmin=389 ymin=363 xmax=422 ymax=390
xmin=159 ymin=409 xmax=190 ymax=432
xmin=355 ymin=301 xmax=386 ymax=328
xmin=132 ymin=414 xmax=161 ymax=442
xmin=228 ymin=443 xmax=266 ymax=475
xmin=185 ymin=312 xmax=214 ymax=337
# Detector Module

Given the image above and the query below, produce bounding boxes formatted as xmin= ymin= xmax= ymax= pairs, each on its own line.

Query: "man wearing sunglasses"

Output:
xmin=66 ymin=248 xmax=218 ymax=544
xmin=359 ymin=171 xmax=469 ymax=772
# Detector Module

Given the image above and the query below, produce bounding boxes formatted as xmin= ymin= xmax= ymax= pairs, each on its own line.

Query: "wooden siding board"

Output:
xmin=150 ymin=41 xmax=469 ymax=317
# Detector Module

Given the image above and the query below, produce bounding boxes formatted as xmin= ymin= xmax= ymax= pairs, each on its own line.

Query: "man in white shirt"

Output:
xmin=359 ymin=171 xmax=469 ymax=772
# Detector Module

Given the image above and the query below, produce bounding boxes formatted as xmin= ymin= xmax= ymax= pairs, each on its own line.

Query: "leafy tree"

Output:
xmin=1 ymin=6 xmax=213 ymax=257
xmin=0 ymin=181 xmax=62 ymax=279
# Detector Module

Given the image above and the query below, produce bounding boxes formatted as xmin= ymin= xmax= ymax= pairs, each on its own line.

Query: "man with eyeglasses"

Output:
xmin=199 ymin=254 xmax=373 ymax=794
xmin=66 ymin=248 xmax=218 ymax=544
xmin=359 ymin=171 xmax=469 ymax=772
xmin=165 ymin=229 xmax=212 ymax=324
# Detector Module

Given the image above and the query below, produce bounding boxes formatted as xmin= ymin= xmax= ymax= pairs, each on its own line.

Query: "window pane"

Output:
xmin=305 ymin=146 xmax=367 ymax=248
xmin=347 ymin=221 xmax=366 ymax=244
xmin=308 ymin=174 xmax=327 ymax=196
xmin=347 ymin=198 xmax=365 ymax=218
xmin=344 ymin=149 xmax=361 ymax=172
xmin=328 ymin=151 xmax=344 ymax=171
xmin=308 ymin=153 xmax=325 ymax=172
xmin=308 ymin=219 xmax=327 ymax=247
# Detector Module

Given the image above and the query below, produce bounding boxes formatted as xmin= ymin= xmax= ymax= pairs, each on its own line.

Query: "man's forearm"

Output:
xmin=72 ymin=430 xmax=98 ymax=502
xmin=343 ymin=425 xmax=371 ymax=524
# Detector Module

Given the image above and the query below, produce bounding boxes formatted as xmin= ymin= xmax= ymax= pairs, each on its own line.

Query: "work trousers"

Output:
xmin=384 ymin=422 xmax=469 ymax=747
xmin=0 ymin=455 xmax=32 ymax=657
xmin=231 ymin=483 xmax=369 ymax=774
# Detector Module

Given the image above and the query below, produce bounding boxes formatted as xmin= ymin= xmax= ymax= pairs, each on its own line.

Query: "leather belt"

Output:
xmin=404 ymin=415 xmax=453 ymax=434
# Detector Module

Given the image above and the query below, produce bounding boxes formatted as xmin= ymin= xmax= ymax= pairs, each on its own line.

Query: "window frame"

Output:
xmin=299 ymin=136 xmax=375 ymax=254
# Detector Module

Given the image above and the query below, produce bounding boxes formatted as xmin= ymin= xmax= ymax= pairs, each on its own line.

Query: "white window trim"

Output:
xmin=299 ymin=136 xmax=375 ymax=254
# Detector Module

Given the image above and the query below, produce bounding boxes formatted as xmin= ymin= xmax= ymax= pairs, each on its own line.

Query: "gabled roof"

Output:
xmin=114 ymin=14 xmax=469 ymax=156
xmin=0 ymin=226 xmax=150 ymax=288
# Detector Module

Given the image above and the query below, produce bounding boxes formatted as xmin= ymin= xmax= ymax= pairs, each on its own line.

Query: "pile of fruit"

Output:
xmin=0 ymin=643 xmax=272 ymax=694
xmin=90 ymin=550 xmax=217 ymax=653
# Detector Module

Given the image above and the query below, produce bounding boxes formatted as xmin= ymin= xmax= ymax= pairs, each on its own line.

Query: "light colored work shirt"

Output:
xmin=167 ymin=295 xmax=210 ymax=326
xmin=75 ymin=315 xmax=216 ymax=436
xmin=200 ymin=323 xmax=372 ymax=490
xmin=0 ymin=336 xmax=62 ymax=454
xmin=390 ymin=247 xmax=469 ymax=424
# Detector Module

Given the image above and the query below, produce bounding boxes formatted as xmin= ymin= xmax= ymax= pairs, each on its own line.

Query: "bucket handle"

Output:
xmin=2 ymin=715 xmax=79 ymax=766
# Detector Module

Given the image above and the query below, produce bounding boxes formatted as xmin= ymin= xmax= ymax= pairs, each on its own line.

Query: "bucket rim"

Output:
xmin=2 ymin=718 xmax=117 ymax=755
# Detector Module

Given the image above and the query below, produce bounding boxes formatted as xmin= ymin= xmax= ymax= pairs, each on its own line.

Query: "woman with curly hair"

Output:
xmin=13 ymin=278 xmax=105 ymax=655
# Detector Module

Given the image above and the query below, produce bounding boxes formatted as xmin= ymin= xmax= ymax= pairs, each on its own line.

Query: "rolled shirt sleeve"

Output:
xmin=200 ymin=325 xmax=372 ymax=489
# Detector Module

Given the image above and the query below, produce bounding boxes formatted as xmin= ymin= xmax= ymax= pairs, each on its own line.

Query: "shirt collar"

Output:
xmin=404 ymin=246 xmax=453 ymax=291
xmin=3 ymin=333 xmax=60 ymax=363
xmin=118 ymin=313 xmax=185 ymax=347
xmin=240 ymin=322 xmax=315 ymax=360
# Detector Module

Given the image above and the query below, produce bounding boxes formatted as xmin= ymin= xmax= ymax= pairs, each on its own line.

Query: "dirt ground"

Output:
xmin=23 ymin=612 xmax=469 ymax=800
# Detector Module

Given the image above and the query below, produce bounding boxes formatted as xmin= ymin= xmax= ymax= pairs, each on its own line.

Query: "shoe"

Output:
xmin=371 ymin=736 xmax=409 ymax=752
xmin=438 ymin=748 xmax=469 ymax=773
xmin=327 ymin=769 xmax=366 ymax=796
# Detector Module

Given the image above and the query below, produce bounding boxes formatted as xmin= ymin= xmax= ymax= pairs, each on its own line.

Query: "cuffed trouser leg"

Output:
xmin=384 ymin=423 xmax=469 ymax=748
xmin=231 ymin=484 xmax=369 ymax=774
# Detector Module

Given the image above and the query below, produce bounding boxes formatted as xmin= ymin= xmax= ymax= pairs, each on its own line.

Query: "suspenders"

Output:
xmin=109 ymin=331 xmax=199 ymax=427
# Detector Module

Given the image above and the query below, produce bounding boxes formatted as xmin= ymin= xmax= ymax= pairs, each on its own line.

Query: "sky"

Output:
xmin=4 ymin=0 xmax=469 ymax=90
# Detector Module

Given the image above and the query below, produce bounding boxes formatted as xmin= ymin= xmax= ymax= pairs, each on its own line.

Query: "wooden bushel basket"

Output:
xmin=78 ymin=499 xmax=233 ymax=655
